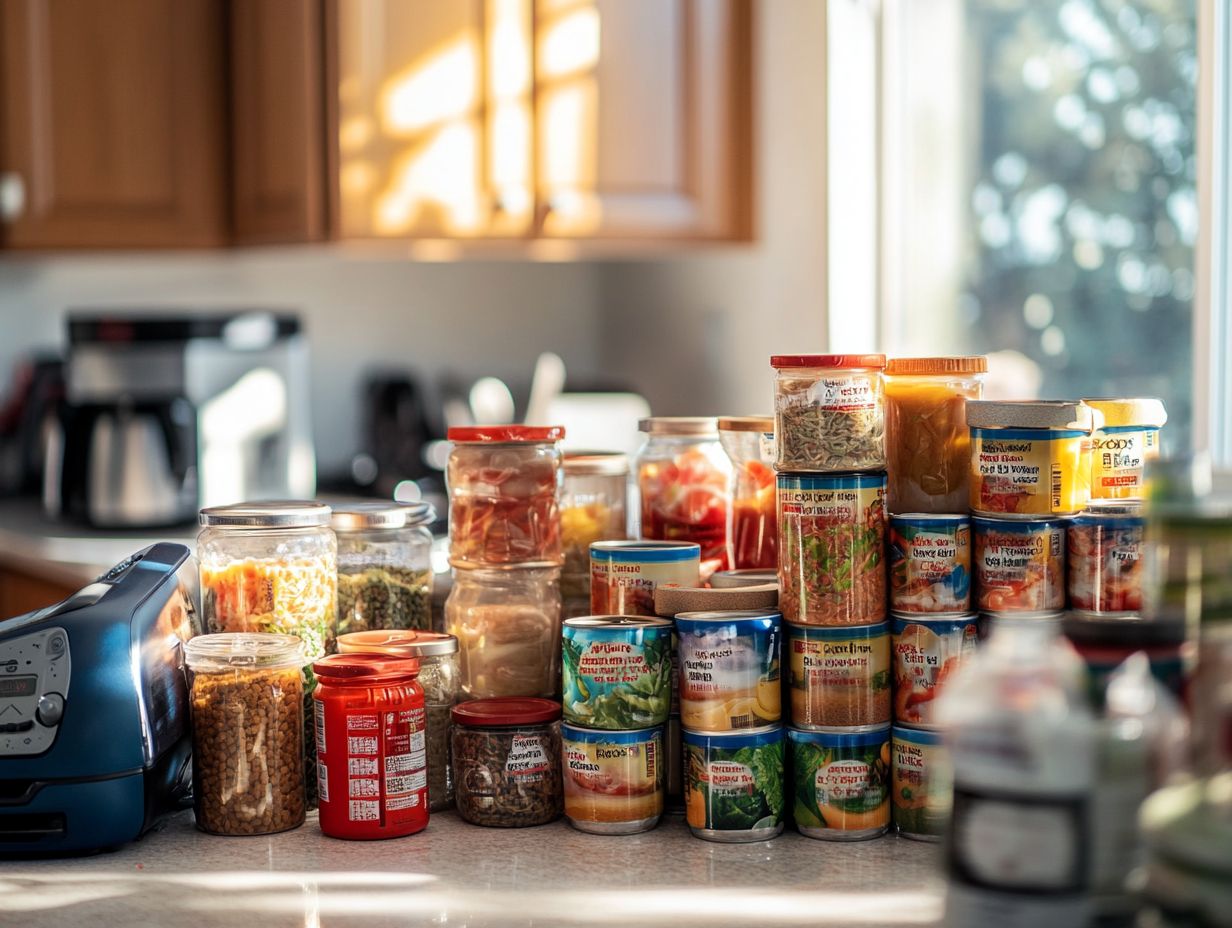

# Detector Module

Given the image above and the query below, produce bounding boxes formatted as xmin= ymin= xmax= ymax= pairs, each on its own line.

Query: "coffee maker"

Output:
xmin=44 ymin=312 xmax=315 ymax=528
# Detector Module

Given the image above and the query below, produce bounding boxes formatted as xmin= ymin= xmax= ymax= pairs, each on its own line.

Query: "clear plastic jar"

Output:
xmin=186 ymin=633 xmax=307 ymax=836
xmin=718 ymin=416 xmax=777 ymax=570
xmin=332 ymin=501 xmax=436 ymax=635
xmin=197 ymin=501 xmax=337 ymax=661
xmin=636 ymin=417 xmax=731 ymax=573
xmin=446 ymin=425 xmax=565 ymax=569
xmin=561 ymin=451 xmax=628 ymax=615
xmin=445 ymin=566 xmax=562 ymax=699
xmin=771 ymin=354 xmax=887 ymax=473
xmin=884 ymin=357 xmax=986 ymax=514
xmin=337 ymin=629 xmax=460 ymax=811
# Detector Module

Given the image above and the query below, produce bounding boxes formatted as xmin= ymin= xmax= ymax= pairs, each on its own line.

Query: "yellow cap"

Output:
xmin=1084 ymin=398 xmax=1168 ymax=429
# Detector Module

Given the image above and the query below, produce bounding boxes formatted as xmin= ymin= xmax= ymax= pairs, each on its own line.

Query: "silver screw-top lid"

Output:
xmin=330 ymin=500 xmax=436 ymax=532
xmin=199 ymin=500 xmax=332 ymax=529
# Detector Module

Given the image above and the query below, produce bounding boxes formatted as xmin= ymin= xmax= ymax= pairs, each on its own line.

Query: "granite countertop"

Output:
xmin=0 ymin=810 xmax=944 ymax=928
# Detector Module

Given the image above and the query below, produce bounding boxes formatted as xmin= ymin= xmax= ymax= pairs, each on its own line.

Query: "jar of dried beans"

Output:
xmin=771 ymin=354 xmax=887 ymax=473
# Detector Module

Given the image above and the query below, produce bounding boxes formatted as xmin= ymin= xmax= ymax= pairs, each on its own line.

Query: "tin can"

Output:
xmin=973 ymin=516 xmax=1068 ymax=613
xmin=892 ymin=725 xmax=951 ymax=841
xmin=778 ymin=473 xmax=887 ymax=626
xmin=561 ymin=723 xmax=665 ymax=835
xmin=561 ymin=616 xmax=673 ymax=729
xmin=786 ymin=623 xmax=891 ymax=729
xmin=787 ymin=725 xmax=891 ymax=841
xmin=1067 ymin=503 xmax=1145 ymax=615
xmin=1084 ymin=398 xmax=1167 ymax=501
xmin=683 ymin=726 xmax=785 ymax=842
xmin=665 ymin=715 xmax=684 ymax=811
xmin=891 ymin=614 xmax=979 ymax=727
xmin=889 ymin=514 xmax=971 ymax=614
xmin=675 ymin=610 xmax=782 ymax=731
xmin=590 ymin=541 xmax=701 ymax=616
xmin=710 ymin=568 xmax=779 ymax=589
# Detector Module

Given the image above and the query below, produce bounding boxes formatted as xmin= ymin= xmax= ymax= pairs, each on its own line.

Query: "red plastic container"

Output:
xmin=313 ymin=653 xmax=429 ymax=840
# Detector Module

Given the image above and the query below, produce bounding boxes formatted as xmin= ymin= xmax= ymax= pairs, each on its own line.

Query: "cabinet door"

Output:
xmin=0 ymin=0 xmax=228 ymax=249
xmin=231 ymin=0 xmax=329 ymax=244
xmin=534 ymin=0 xmax=752 ymax=240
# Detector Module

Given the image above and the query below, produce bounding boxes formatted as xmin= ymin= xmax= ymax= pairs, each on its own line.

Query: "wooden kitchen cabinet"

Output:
xmin=0 ymin=567 xmax=74 ymax=619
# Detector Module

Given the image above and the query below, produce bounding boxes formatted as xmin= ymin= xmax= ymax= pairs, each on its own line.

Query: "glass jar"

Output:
xmin=185 ymin=633 xmax=307 ymax=836
xmin=446 ymin=425 xmax=565 ymax=569
xmin=197 ymin=501 xmax=337 ymax=661
xmin=635 ymin=417 xmax=731 ymax=574
xmin=313 ymin=653 xmax=429 ymax=839
xmin=718 ymin=416 xmax=777 ymax=570
xmin=561 ymin=451 xmax=629 ymax=616
xmin=332 ymin=501 xmax=436 ymax=635
xmin=1084 ymin=397 xmax=1168 ymax=500
xmin=884 ymin=357 xmax=986 ymax=514
xmin=451 ymin=697 xmax=563 ymax=827
xmin=770 ymin=354 xmax=887 ymax=473
xmin=337 ymin=629 xmax=460 ymax=811
xmin=445 ymin=566 xmax=561 ymax=699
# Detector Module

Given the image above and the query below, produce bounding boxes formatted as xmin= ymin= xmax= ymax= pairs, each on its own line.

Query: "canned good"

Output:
xmin=683 ymin=726 xmax=785 ymax=842
xmin=1061 ymin=612 xmax=1187 ymax=708
xmin=889 ymin=514 xmax=972 ymax=614
xmin=561 ymin=724 xmax=664 ymax=834
xmin=675 ymin=610 xmax=781 ymax=731
xmin=892 ymin=725 xmax=951 ymax=841
xmin=788 ymin=725 xmax=891 ymax=841
xmin=778 ymin=473 xmax=887 ymax=626
xmin=967 ymin=401 xmax=1101 ymax=518
xmin=590 ymin=540 xmax=701 ymax=616
xmin=891 ymin=614 xmax=979 ymax=726
xmin=973 ymin=516 xmax=1068 ymax=613
xmin=1068 ymin=503 xmax=1145 ymax=614
xmin=710 ymin=568 xmax=778 ymax=589
xmin=561 ymin=616 xmax=673 ymax=729
xmin=1084 ymin=398 xmax=1167 ymax=500
xmin=786 ymin=623 xmax=891 ymax=729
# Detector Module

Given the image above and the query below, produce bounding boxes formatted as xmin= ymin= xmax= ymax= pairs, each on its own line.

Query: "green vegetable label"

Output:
xmin=684 ymin=735 xmax=784 ymax=833
xmin=789 ymin=731 xmax=889 ymax=835
xmin=562 ymin=627 xmax=672 ymax=730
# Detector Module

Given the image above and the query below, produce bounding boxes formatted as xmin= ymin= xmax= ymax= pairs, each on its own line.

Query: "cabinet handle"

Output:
xmin=0 ymin=173 xmax=25 ymax=222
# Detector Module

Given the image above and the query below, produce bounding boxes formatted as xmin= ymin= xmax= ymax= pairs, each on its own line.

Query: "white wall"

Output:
xmin=0 ymin=251 xmax=601 ymax=472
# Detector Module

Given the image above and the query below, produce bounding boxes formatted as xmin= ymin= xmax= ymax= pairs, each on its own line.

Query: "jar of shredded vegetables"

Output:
xmin=771 ymin=354 xmax=887 ymax=473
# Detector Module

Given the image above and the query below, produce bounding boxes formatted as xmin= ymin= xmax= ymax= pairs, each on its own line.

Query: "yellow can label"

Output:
xmin=970 ymin=428 xmax=1091 ymax=517
xmin=1091 ymin=427 xmax=1159 ymax=500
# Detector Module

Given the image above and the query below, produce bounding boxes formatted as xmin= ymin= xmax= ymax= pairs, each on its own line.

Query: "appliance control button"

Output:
xmin=0 ymin=721 xmax=33 ymax=733
xmin=36 ymin=693 xmax=64 ymax=727
xmin=47 ymin=634 xmax=66 ymax=657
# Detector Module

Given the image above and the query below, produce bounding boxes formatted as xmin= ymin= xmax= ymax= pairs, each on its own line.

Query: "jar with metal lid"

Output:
xmin=770 ymin=354 xmax=887 ymax=473
xmin=636 ymin=417 xmax=731 ymax=574
xmin=967 ymin=401 xmax=1102 ymax=518
xmin=561 ymin=451 xmax=628 ymax=616
xmin=198 ymin=501 xmax=337 ymax=661
xmin=1083 ymin=398 xmax=1168 ymax=500
xmin=451 ymin=697 xmax=563 ymax=827
xmin=332 ymin=501 xmax=436 ymax=635
xmin=718 ymin=416 xmax=777 ymax=570
xmin=446 ymin=425 xmax=565 ymax=569
xmin=313 ymin=652 xmax=429 ymax=839
xmin=338 ymin=629 xmax=459 ymax=811
xmin=186 ymin=633 xmax=307 ymax=836
xmin=445 ymin=566 xmax=561 ymax=700
xmin=884 ymin=357 xmax=987 ymax=514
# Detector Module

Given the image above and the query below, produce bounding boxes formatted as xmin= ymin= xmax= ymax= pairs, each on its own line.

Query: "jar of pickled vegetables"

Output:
xmin=771 ymin=354 xmax=887 ymax=473
xmin=198 ymin=501 xmax=338 ymax=661
xmin=446 ymin=426 xmax=565 ymax=569
xmin=561 ymin=451 xmax=628 ymax=616
xmin=332 ymin=501 xmax=435 ymax=636
xmin=718 ymin=416 xmax=777 ymax=570
xmin=636 ymin=417 xmax=731 ymax=574
xmin=884 ymin=357 xmax=986 ymax=514
xmin=445 ymin=566 xmax=562 ymax=700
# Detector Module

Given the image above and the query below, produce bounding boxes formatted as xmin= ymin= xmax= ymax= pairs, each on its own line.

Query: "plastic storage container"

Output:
xmin=445 ymin=566 xmax=562 ymax=699
xmin=770 ymin=354 xmax=887 ymax=473
xmin=635 ymin=417 xmax=731 ymax=573
xmin=197 ymin=501 xmax=337 ymax=660
xmin=332 ymin=501 xmax=435 ymax=635
xmin=718 ymin=416 xmax=778 ymax=570
xmin=561 ymin=451 xmax=628 ymax=616
xmin=884 ymin=357 xmax=986 ymax=514
xmin=186 ymin=633 xmax=307 ymax=836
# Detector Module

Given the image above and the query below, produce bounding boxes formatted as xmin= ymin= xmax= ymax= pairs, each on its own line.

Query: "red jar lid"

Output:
xmin=770 ymin=353 xmax=887 ymax=370
xmin=447 ymin=425 xmax=565 ymax=443
xmin=451 ymin=697 xmax=561 ymax=727
xmin=313 ymin=652 xmax=421 ymax=682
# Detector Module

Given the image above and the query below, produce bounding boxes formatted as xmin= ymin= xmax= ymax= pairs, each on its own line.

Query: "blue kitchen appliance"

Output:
xmin=0 ymin=542 xmax=198 ymax=854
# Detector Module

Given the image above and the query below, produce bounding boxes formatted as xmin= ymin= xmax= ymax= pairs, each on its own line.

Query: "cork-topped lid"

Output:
xmin=886 ymin=356 xmax=988 ymax=376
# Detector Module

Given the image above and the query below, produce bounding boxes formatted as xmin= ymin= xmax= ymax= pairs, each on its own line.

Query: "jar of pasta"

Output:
xmin=884 ymin=357 xmax=986 ymax=514
xmin=332 ymin=501 xmax=435 ymax=636
xmin=445 ymin=566 xmax=562 ymax=700
xmin=635 ymin=417 xmax=731 ymax=574
xmin=198 ymin=501 xmax=338 ymax=660
xmin=771 ymin=354 xmax=887 ymax=473
xmin=718 ymin=416 xmax=777 ymax=570
xmin=561 ymin=451 xmax=628 ymax=616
